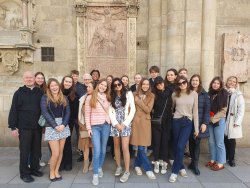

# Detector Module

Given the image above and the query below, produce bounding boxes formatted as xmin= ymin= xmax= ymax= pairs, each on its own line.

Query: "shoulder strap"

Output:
xmin=97 ymin=98 xmax=109 ymax=115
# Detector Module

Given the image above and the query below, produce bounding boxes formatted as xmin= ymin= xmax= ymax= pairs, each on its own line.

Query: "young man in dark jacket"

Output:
xmin=8 ymin=71 xmax=44 ymax=183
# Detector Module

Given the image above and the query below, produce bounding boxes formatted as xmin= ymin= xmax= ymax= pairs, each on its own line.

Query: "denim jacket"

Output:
xmin=40 ymin=95 xmax=70 ymax=128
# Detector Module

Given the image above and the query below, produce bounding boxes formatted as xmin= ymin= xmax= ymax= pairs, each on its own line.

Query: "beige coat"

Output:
xmin=130 ymin=93 xmax=155 ymax=147
xmin=225 ymin=90 xmax=245 ymax=139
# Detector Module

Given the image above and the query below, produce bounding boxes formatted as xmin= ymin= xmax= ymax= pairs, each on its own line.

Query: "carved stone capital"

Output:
xmin=74 ymin=0 xmax=87 ymax=17
xmin=21 ymin=0 xmax=29 ymax=4
xmin=126 ymin=0 xmax=139 ymax=18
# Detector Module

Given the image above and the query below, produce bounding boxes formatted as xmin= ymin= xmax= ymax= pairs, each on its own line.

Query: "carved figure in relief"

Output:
xmin=113 ymin=32 xmax=126 ymax=57
xmin=88 ymin=7 xmax=127 ymax=57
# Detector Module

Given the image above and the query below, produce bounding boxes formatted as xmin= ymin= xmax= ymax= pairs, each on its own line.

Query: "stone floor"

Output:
xmin=0 ymin=147 xmax=250 ymax=188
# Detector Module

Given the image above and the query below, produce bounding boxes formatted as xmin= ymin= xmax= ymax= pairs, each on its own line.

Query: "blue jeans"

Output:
xmin=91 ymin=123 xmax=111 ymax=175
xmin=172 ymin=117 xmax=193 ymax=174
xmin=208 ymin=118 xmax=226 ymax=164
xmin=134 ymin=146 xmax=152 ymax=171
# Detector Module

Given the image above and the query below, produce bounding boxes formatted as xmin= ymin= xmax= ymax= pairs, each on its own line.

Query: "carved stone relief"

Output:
xmin=0 ymin=50 xmax=33 ymax=74
xmin=223 ymin=32 xmax=250 ymax=82
xmin=0 ymin=1 xmax=22 ymax=31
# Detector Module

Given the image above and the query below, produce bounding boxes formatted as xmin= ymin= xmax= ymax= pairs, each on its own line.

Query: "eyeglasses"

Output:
xmin=114 ymin=83 xmax=122 ymax=87
xmin=178 ymin=81 xmax=187 ymax=86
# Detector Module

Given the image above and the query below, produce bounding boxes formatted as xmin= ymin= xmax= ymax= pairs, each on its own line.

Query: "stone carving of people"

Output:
xmin=113 ymin=32 xmax=126 ymax=57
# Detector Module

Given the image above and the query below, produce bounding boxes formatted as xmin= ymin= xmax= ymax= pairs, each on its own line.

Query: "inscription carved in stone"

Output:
xmin=0 ymin=1 xmax=22 ymax=31
xmin=223 ymin=32 xmax=250 ymax=82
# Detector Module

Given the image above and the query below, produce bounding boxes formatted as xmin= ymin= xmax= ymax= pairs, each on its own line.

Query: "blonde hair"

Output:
xmin=46 ymin=78 xmax=67 ymax=107
xmin=90 ymin=79 xmax=111 ymax=108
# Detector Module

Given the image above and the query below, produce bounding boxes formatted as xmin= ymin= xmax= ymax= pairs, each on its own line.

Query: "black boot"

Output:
xmin=188 ymin=161 xmax=194 ymax=170
xmin=193 ymin=161 xmax=200 ymax=175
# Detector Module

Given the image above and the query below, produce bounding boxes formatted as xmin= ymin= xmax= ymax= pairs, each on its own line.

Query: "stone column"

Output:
xmin=148 ymin=0 xmax=162 ymax=70
xmin=166 ymin=0 xmax=185 ymax=69
xmin=74 ymin=0 xmax=87 ymax=74
xmin=21 ymin=0 xmax=29 ymax=28
xmin=127 ymin=1 xmax=139 ymax=82
xmin=201 ymin=0 xmax=217 ymax=89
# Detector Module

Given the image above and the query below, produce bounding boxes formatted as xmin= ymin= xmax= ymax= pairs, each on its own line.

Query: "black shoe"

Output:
xmin=193 ymin=167 xmax=200 ymax=175
xmin=56 ymin=176 xmax=62 ymax=181
xmin=21 ymin=175 xmax=34 ymax=183
xmin=31 ymin=170 xmax=44 ymax=177
xmin=64 ymin=165 xmax=72 ymax=171
xmin=49 ymin=174 xmax=57 ymax=182
xmin=229 ymin=160 xmax=236 ymax=167
xmin=77 ymin=155 xmax=83 ymax=162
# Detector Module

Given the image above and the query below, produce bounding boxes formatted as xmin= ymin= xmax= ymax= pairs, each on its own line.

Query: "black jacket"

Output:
xmin=8 ymin=86 xmax=43 ymax=130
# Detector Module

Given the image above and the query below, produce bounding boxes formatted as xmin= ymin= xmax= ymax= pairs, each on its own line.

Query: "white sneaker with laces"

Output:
xmin=92 ymin=174 xmax=99 ymax=185
xmin=120 ymin=172 xmax=130 ymax=183
xmin=169 ymin=173 xmax=177 ymax=183
xmin=154 ymin=161 xmax=160 ymax=174
xmin=179 ymin=169 xmax=188 ymax=177
xmin=98 ymin=168 xmax=103 ymax=178
xmin=135 ymin=167 xmax=142 ymax=175
xmin=146 ymin=171 xmax=156 ymax=180
xmin=161 ymin=162 xmax=168 ymax=174
xmin=115 ymin=166 xmax=122 ymax=176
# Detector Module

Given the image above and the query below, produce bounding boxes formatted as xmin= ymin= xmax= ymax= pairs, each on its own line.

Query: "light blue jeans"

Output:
xmin=91 ymin=123 xmax=111 ymax=175
xmin=208 ymin=118 xmax=226 ymax=164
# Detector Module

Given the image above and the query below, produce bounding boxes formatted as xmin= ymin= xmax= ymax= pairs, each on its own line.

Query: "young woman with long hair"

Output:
xmin=40 ymin=78 xmax=70 ymax=181
xmin=121 ymin=75 xmax=130 ymax=91
xmin=78 ymin=81 xmax=96 ymax=173
xmin=169 ymin=76 xmax=199 ymax=183
xmin=60 ymin=75 xmax=78 ymax=171
xmin=224 ymin=76 xmax=245 ymax=167
xmin=188 ymin=74 xmax=210 ymax=175
xmin=130 ymin=78 xmax=156 ymax=180
xmin=109 ymin=78 xmax=135 ymax=183
xmin=85 ymin=79 xmax=111 ymax=185
xmin=206 ymin=76 xmax=228 ymax=171
xmin=35 ymin=72 xmax=47 ymax=93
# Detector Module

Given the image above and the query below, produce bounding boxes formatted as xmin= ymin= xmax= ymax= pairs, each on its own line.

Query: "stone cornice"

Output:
xmin=126 ymin=0 xmax=139 ymax=18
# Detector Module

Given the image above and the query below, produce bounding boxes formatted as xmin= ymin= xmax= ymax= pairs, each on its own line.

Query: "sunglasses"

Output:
xmin=114 ymin=83 xmax=122 ymax=87
xmin=178 ymin=80 xmax=187 ymax=86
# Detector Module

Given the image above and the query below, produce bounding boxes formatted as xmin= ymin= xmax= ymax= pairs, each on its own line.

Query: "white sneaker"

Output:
xmin=120 ymin=172 xmax=130 ymax=183
xmin=115 ymin=166 xmax=122 ymax=176
xmin=135 ymin=167 xmax=142 ymax=175
xmin=146 ymin=150 xmax=153 ymax=157
xmin=179 ymin=169 xmax=188 ymax=178
xmin=39 ymin=161 xmax=46 ymax=167
xmin=92 ymin=174 xmax=99 ymax=185
xmin=169 ymin=160 xmax=174 ymax=166
xmin=161 ymin=162 xmax=168 ymax=174
xmin=154 ymin=161 xmax=160 ymax=174
xmin=146 ymin=171 xmax=156 ymax=180
xmin=98 ymin=168 xmax=103 ymax=178
xmin=169 ymin=173 xmax=177 ymax=183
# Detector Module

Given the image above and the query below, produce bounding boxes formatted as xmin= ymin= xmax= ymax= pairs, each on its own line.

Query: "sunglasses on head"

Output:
xmin=178 ymin=80 xmax=187 ymax=86
xmin=114 ymin=83 xmax=122 ymax=87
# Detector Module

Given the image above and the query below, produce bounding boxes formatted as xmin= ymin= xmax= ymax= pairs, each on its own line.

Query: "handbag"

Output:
xmin=38 ymin=115 xmax=47 ymax=127
xmin=151 ymin=98 xmax=168 ymax=126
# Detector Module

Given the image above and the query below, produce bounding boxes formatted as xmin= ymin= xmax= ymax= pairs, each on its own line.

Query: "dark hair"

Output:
xmin=208 ymin=76 xmax=224 ymax=92
xmin=106 ymin=75 xmax=114 ymax=80
xmin=110 ymin=78 xmax=127 ymax=109
xmin=149 ymin=66 xmax=160 ymax=73
xmin=165 ymin=68 xmax=178 ymax=85
xmin=90 ymin=69 xmax=100 ymax=78
xmin=174 ymin=76 xmax=190 ymax=97
xmin=70 ymin=70 xmax=79 ymax=75
xmin=61 ymin=75 xmax=76 ymax=101
xmin=34 ymin=72 xmax=47 ymax=93
xmin=178 ymin=68 xmax=188 ymax=74
xmin=135 ymin=78 xmax=153 ymax=97
xmin=189 ymin=74 xmax=203 ymax=94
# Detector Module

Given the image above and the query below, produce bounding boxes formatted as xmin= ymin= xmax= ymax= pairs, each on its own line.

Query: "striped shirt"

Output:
xmin=85 ymin=93 xmax=111 ymax=130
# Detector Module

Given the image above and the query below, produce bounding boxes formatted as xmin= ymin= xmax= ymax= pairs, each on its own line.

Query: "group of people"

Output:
xmin=8 ymin=66 xmax=245 ymax=185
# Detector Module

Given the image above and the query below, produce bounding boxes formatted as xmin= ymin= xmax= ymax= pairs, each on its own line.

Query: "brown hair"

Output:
xmin=61 ymin=75 xmax=76 ymax=101
xmin=90 ymin=79 xmax=111 ymax=108
xmin=189 ymin=74 xmax=203 ymax=94
xmin=149 ymin=65 xmax=160 ymax=73
xmin=178 ymin=68 xmax=188 ymax=74
xmin=46 ymin=78 xmax=67 ymax=106
xmin=174 ymin=76 xmax=191 ymax=97
xmin=135 ymin=78 xmax=153 ymax=97
xmin=165 ymin=68 xmax=178 ymax=85
xmin=35 ymin=72 xmax=47 ymax=93
xmin=70 ymin=70 xmax=79 ymax=75
xmin=208 ymin=76 xmax=224 ymax=92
